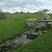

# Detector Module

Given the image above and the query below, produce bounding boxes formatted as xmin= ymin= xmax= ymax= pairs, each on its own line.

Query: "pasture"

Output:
xmin=0 ymin=13 xmax=52 ymax=52
xmin=13 ymin=28 xmax=52 ymax=52
xmin=0 ymin=13 xmax=39 ymax=44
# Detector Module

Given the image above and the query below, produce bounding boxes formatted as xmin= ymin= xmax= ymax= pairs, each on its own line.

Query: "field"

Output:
xmin=15 ymin=28 xmax=52 ymax=52
xmin=0 ymin=13 xmax=40 ymax=44
xmin=0 ymin=13 xmax=52 ymax=52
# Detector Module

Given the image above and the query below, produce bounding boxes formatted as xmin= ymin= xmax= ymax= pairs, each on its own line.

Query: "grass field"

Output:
xmin=0 ymin=13 xmax=52 ymax=52
xmin=5 ymin=13 xmax=52 ymax=52
xmin=0 ymin=13 xmax=40 ymax=44
xmin=14 ymin=28 xmax=52 ymax=52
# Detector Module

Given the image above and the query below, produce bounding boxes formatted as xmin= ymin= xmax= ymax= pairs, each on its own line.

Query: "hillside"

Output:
xmin=0 ymin=13 xmax=52 ymax=52
xmin=6 ymin=13 xmax=52 ymax=52
xmin=15 ymin=28 xmax=52 ymax=52
xmin=5 ymin=13 xmax=52 ymax=52
xmin=0 ymin=13 xmax=39 ymax=44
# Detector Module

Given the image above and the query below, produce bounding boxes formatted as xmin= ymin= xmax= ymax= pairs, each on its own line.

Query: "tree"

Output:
xmin=0 ymin=9 xmax=6 ymax=19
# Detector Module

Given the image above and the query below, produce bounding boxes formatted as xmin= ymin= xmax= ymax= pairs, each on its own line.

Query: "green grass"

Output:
xmin=0 ymin=13 xmax=38 ymax=44
xmin=14 ymin=29 xmax=52 ymax=52
xmin=0 ymin=13 xmax=52 ymax=52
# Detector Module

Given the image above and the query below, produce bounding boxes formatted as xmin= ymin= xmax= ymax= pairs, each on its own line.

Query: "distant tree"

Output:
xmin=16 ymin=12 xmax=18 ymax=14
xmin=0 ymin=9 xmax=6 ymax=19
xmin=27 ymin=12 xmax=30 ymax=14
xmin=14 ymin=12 xmax=19 ymax=14
xmin=20 ymin=11 xmax=25 ymax=14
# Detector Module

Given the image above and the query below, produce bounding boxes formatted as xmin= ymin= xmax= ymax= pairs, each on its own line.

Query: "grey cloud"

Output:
xmin=0 ymin=0 xmax=44 ymax=8
xmin=0 ymin=0 xmax=52 ymax=13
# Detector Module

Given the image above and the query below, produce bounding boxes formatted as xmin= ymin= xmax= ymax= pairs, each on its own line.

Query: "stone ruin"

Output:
xmin=26 ymin=9 xmax=52 ymax=39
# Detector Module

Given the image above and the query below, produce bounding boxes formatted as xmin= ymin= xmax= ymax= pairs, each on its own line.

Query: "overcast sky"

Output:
xmin=0 ymin=0 xmax=52 ymax=13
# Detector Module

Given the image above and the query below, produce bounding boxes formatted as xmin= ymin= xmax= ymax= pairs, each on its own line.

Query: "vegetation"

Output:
xmin=0 ymin=13 xmax=6 ymax=19
xmin=14 ymin=28 xmax=52 ymax=52
xmin=0 ymin=10 xmax=6 ymax=19
xmin=0 ymin=13 xmax=39 ymax=44
xmin=7 ymin=13 xmax=52 ymax=52
xmin=0 ymin=12 xmax=52 ymax=52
